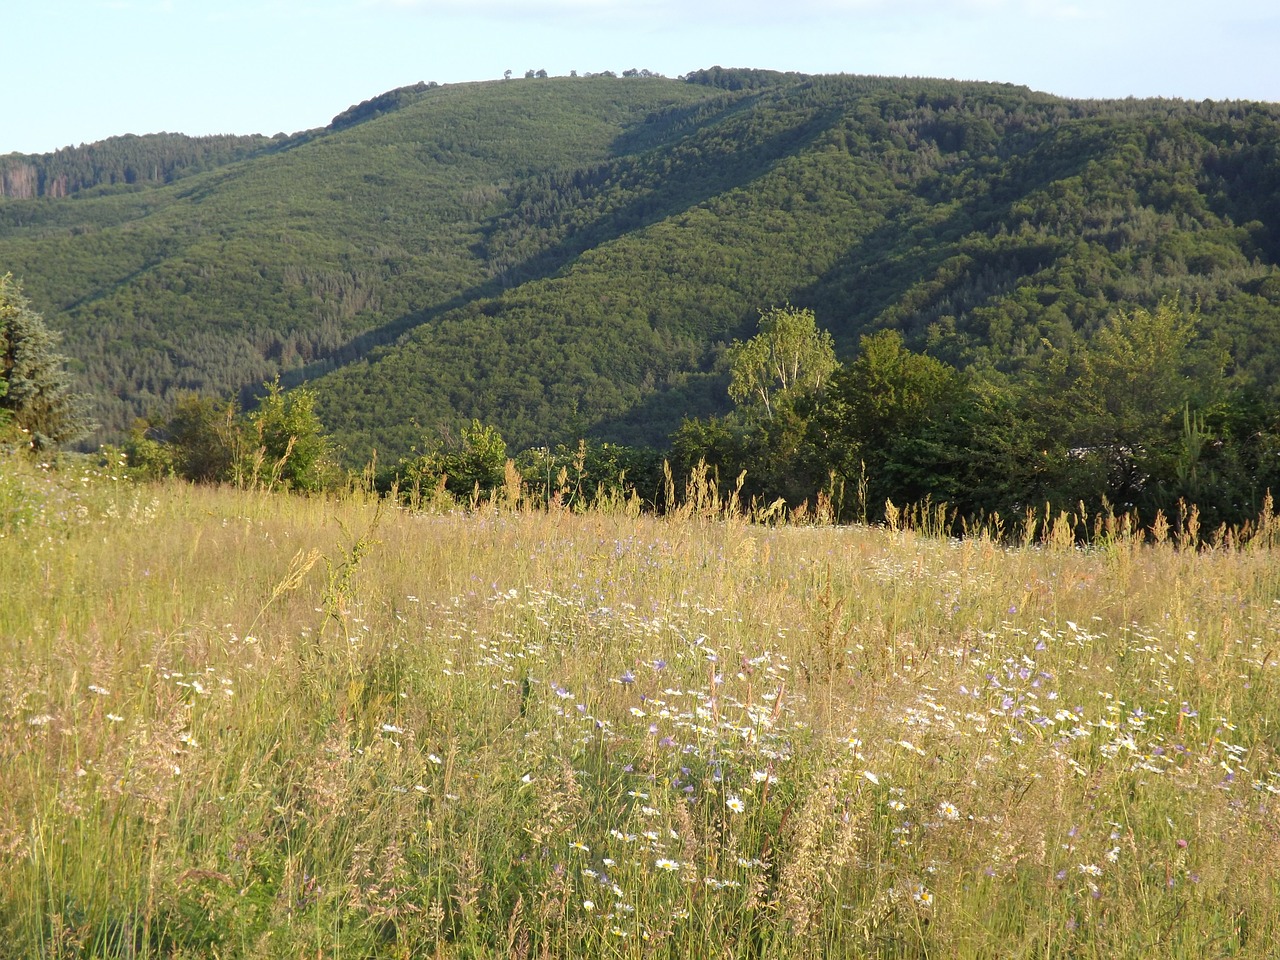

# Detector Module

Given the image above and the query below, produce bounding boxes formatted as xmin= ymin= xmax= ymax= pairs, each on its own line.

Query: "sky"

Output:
xmin=6 ymin=0 xmax=1279 ymax=156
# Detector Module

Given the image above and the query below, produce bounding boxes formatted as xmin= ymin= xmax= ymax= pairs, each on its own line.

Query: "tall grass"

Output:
xmin=3 ymin=454 xmax=1280 ymax=957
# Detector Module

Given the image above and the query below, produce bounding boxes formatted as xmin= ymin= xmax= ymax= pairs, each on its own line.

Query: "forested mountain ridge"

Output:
xmin=0 ymin=76 xmax=727 ymax=440
xmin=0 ymin=132 xmax=279 ymax=199
xmin=2 ymin=71 xmax=1280 ymax=465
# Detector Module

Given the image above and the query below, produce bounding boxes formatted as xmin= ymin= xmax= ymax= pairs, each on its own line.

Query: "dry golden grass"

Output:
xmin=2 ymin=455 xmax=1279 ymax=957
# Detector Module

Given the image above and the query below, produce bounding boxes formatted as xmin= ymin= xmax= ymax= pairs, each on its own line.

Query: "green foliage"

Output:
xmin=727 ymin=305 xmax=836 ymax=421
xmin=243 ymin=380 xmax=333 ymax=493
xmin=1012 ymin=297 xmax=1212 ymax=510
xmin=819 ymin=330 xmax=975 ymax=518
xmin=126 ymin=383 xmax=335 ymax=493
xmin=121 ymin=419 xmax=178 ymax=479
xmin=0 ymin=132 xmax=273 ymax=200
xmin=670 ymin=414 xmax=750 ymax=489
xmin=303 ymin=81 xmax=1280 ymax=460
xmin=514 ymin=439 xmax=666 ymax=509
xmin=328 ymin=81 xmax=440 ymax=132
xmin=5 ymin=75 xmax=1280 ymax=466
xmin=0 ymin=454 xmax=35 ymax=530
xmin=1174 ymin=389 xmax=1280 ymax=527
xmin=826 ymin=330 xmax=966 ymax=464
xmin=0 ymin=273 xmax=94 ymax=450
xmin=129 ymin=392 xmax=240 ymax=483
xmin=0 ymin=77 xmax=728 ymax=448
xmin=683 ymin=66 xmax=803 ymax=90
xmin=678 ymin=298 xmax=1278 ymax=533
xmin=1034 ymin=297 xmax=1201 ymax=449
xmin=5 ymin=73 xmax=1280 ymax=534
xmin=669 ymin=305 xmax=841 ymax=510
xmin=399 ymin=419 xmax=509 ymax=503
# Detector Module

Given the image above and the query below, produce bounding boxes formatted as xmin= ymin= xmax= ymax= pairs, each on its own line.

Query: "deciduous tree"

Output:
xmin=727 ymin=305 xmax=836 ymax=421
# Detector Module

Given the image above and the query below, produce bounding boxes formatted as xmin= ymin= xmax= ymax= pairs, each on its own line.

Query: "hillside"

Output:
xmin=0 ymin=75 xmax=729 ymax=446
xmin=0 ymin=132 xmax=277 ymax=200
xmin=2 ymin=71 xmax=1280 ymax=461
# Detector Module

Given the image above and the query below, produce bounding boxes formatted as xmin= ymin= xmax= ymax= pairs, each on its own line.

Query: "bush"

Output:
xmin=399 ymin=419 xmax=509 ymax=505
xmin=242 ymin=380 xmax=334 ymax=493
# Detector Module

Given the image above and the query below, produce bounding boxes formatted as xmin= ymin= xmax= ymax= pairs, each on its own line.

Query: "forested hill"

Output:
xmin=0 ymin=133 xmax=277 ymax=199
xmin=2 ymin=70 xmax=1280 ymax=462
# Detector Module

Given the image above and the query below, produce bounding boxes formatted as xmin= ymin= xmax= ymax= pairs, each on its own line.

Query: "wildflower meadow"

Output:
xmin=3 ymin=455 xmax=1280 ymax=958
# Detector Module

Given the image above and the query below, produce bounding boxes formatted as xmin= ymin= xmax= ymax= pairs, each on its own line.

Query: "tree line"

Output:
xmin=668 ymin=302 xmax=1280 ymax=534
xmin=0 ymin=133 xmax=274 ymax=200
xmin=7 ymin=273 xmax=1278 ymax=540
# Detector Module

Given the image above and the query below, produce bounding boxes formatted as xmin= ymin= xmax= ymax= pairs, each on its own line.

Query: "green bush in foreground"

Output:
xmin=124 ymin=380 xmax=335 ymax=493
xmin=1 ymin=461 xmax=1279 ymax=957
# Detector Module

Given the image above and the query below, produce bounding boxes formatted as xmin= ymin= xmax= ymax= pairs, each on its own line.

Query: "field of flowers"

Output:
xmin=3 ymin=456 xmax=1280 ymax=958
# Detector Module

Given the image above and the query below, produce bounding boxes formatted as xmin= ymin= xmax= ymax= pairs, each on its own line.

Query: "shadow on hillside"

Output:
xmin=273 ymin=87 xmax=1122 ymax=435
xmin=268 ymin=94 xmax=837 ymax=400
xmin=791 ymin=123 xmax=1120 ymax=356
xmin=607 ymin=86 xmax=771 ymax=157
xmin=587 ymin=370 xmax=731 ymax=449
xmin=549 ymin=113 xmax=1115 ymax=442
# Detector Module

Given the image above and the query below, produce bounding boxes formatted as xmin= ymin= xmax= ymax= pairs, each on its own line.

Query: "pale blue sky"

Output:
xmin=7 ymin=0 xmax=1279 ymax=155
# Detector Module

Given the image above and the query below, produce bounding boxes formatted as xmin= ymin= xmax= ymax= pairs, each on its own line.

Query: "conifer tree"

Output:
xmin=0 ymin=274 xmax=94 ymax=450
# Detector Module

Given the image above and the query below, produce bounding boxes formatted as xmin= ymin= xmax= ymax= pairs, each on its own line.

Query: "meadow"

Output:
xmin=3 ymin=454 xmax=1280 ymax=958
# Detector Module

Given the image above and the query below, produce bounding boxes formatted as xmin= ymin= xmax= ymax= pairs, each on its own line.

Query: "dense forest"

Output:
xmin=3 ymin=69 xmax=1280 ymax=528
xmin=0 ymin=132 xmax=278 ymax=199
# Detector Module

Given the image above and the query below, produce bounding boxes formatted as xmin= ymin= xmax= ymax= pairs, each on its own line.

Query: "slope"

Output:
xmin=2 ymin=72 xmax=1279 ymax=465
xmin=310 ymin=75 xmax=1280 ymax=459
xmin=0 ymin=76 xmax=735 ymax=438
